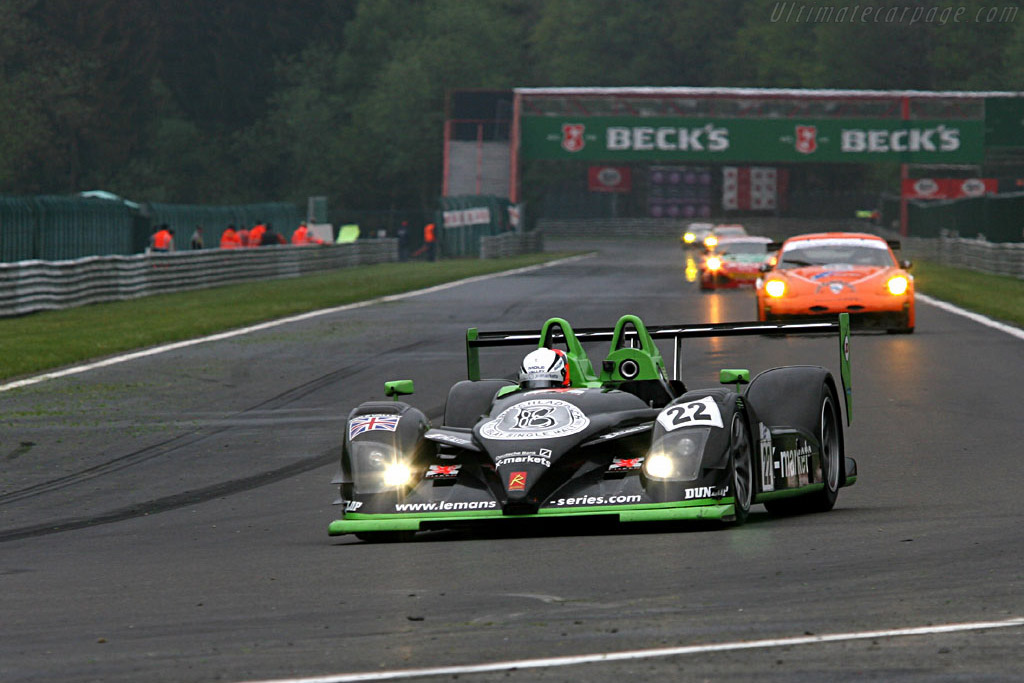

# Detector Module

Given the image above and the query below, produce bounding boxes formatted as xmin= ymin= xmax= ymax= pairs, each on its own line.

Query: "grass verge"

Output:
xmin=912 ymin=261 xmax=1024 ymax=328
xmin=0 ymin=253 xmax=575 ymax=382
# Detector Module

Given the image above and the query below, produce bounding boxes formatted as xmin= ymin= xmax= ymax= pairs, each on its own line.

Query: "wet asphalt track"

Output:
xmin=2 ymin=238 xmax=1023 ymax=682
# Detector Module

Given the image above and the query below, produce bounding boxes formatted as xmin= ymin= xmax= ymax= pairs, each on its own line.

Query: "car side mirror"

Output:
xmin=384 ymin=380 xmax=414 ymax=398
xmin=719 ymin=369 xmax=750 ymax=392
xmin=759 ymin=263 xmax=772 ymax=273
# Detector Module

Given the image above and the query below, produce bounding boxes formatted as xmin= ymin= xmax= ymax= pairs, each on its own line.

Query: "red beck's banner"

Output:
xmin=902 ymin=178 xmax=997 ymax=200
xmin=588 ymin=165 xmax=632 ymax=192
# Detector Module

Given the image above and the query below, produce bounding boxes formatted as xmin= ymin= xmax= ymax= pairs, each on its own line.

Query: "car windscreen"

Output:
xmin=778 ymin=239 xmax=894 ymax=269
xmin=720 ymin=242 xmax=767 ymax=256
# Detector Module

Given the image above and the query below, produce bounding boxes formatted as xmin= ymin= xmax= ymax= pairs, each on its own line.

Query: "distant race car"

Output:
xmin=756 ymin=232 xmax=915 ymax=333
xmin=703 ymin=223 xmax=748 ymax=251
xmin=329 ymin=313 xmax=857 ymax=542
xmin=681 ymin=222 xmax=714 ymax=248
xmin=700 ymin=235 xmax=774 ymax=290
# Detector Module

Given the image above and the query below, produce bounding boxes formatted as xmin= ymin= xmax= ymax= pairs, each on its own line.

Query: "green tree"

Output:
xmin=530 ymin=0 xmax=745 ymax=86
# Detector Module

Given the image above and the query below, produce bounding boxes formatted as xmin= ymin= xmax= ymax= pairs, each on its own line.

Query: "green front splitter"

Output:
xmin=328 ymin=500 xmax=736 ymax=535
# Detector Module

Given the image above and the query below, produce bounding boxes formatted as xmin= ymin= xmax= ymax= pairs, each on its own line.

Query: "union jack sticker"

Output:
xmin=349 ymin=414 xmax=400 ymax=440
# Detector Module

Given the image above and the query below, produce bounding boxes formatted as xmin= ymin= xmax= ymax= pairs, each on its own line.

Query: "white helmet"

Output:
xmin=519 ymin=348 xmax=570 ymax=389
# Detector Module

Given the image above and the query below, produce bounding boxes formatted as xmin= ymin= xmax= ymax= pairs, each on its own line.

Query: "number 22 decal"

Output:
xmin=657 ymin=396 xmax=724 ymax=431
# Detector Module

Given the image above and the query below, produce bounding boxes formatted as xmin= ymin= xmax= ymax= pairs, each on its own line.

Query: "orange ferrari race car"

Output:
xmin=756 ymin=232 xmax=915 ymax=333
xmin=699 ymin=235 xmax=774 ymax=290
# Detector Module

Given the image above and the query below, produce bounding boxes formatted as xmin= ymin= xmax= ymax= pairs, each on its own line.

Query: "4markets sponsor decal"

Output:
xmin=495 ymin=448 xmax=553 ymax=468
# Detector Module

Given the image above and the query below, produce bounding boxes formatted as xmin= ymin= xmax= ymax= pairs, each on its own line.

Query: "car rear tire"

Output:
xmin=764 ymin=386 xmax=842 ymax=516
xmin=728 ymin=410 xmax=754 ymax=524
xmin=807 ymin=390 xmax=841 ymax=512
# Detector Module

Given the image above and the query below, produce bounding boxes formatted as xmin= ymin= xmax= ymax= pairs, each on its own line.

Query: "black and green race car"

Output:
xmin=329 ymin=313 xmax=856 ymax=541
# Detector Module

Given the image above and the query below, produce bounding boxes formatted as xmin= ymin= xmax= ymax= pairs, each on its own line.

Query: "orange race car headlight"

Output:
xmin=887 ymin=275 xmax=909 ymax=295
xmin=706 ymin=256 xmax=722 ymax=271
xmin=764 ymin=279 xmax=787 ymax=298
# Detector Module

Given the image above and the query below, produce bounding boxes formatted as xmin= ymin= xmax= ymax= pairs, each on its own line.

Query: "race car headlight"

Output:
xmin=704 ymin=235 xmax=718 ymax=249
xmin=381 ymin=462 xmax=414 ymax=487
xmin=887 ymin=275 xmax=909 ymax=295
xmin=644 ymin=453 xmax=676 ymax=478
xmin=764 ymin=279 xmax=787 ymax=298
xmin=706 ymin=256 xmax=722 ymax=271
xmin=683 ymin=232 xmax=696 ymax=244
xmin=644 ymin=430 xmax=708 ymax=481
xmin=349 ymin=442 xmax=413 ymax=492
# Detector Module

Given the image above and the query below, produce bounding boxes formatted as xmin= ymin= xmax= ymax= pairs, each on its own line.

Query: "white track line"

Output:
xmin=917 ymin=293 xmax=1024 ymax=340
xmin=236 ymin=617 xmax=1024 ymax=683
xmin=0 ymin=255 xmax=593 ymax=393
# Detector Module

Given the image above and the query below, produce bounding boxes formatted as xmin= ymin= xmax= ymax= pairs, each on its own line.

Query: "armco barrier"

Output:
xmin=893 ymin=234 xmax=1024 ymax=279
xmin=0 ymin=240 xmax=397 ymax=317
xmin=479 ymin=230 xmax=543 ymax=259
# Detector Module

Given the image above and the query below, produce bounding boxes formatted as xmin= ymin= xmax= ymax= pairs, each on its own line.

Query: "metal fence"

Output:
xmin=479 ymin=230 xmax=544 ymax=259
xmin=887 ymin=233 xmax=1024 ymax=279
xmin=0 ymin=241 xmax=397 ymax=317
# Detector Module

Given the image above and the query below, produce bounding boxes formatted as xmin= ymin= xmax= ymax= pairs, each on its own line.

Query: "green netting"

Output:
xmin=144 ymin=202 xmax=302 ymax=246
xmin=0 ymin=197 xmax=304 ymax=262
xmin=0 ymin=195 xmax=137 ymax=262
xmin=908 ymin=194 xmax=1023 ymax=241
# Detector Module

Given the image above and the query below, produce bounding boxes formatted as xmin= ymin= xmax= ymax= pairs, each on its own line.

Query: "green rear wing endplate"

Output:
xmin=466 ymin=313 xmax=852 ymax=425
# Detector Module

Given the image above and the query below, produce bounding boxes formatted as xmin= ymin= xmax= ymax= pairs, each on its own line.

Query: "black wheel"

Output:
xmin=808 ymin=389 xmax=841 ymax=512
xmin=764 ymin=386 xmax=842 ymax=516
xmin=887 ymin=312 xmax=915 ymax=334
xmin=728 ymin=410 xmax=754 ymax=524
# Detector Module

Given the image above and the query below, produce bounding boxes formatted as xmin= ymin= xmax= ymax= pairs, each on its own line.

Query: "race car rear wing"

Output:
xmin=466 ymin=313 xmax=853 ymax=425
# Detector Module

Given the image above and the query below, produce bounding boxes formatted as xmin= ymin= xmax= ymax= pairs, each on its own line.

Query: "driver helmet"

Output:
xmin=519 ymin=348 xmax=570 ymax=390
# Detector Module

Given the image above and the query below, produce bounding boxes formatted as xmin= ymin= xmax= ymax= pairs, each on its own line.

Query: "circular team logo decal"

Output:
xmin=480 ymin=399 xmax=590 ymax=440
